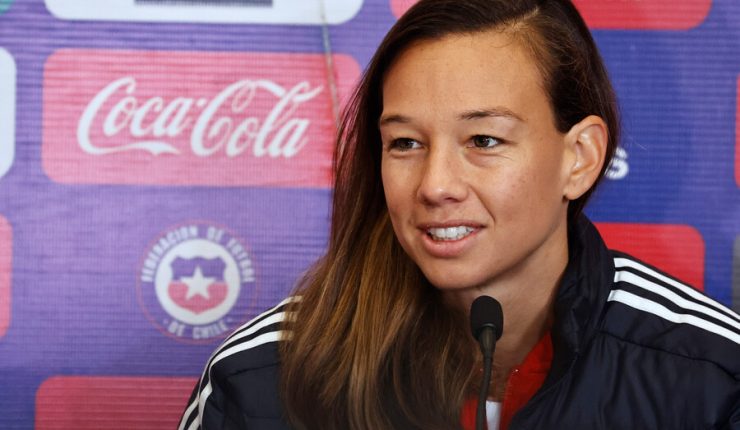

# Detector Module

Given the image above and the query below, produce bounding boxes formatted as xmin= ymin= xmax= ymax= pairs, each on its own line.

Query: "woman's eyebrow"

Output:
xmin=458 ymin=107 xmax=523 ymax=122
xmin=378 ymin=114 xmax=411 ymax=127
xmin=379 ymin=107 xmax=523 ymax=128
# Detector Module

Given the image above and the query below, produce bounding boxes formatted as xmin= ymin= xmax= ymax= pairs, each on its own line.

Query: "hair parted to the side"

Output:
xmin=279 ymin=0 xmax=620 ymax=428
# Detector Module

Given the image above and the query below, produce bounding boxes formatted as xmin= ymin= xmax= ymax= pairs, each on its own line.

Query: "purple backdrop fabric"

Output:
xmin=0 ymin=0 xmax=738 ymax=428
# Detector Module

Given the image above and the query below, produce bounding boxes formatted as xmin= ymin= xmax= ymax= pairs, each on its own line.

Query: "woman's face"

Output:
xmin=380 ymin=30 xmax=574 ymax=299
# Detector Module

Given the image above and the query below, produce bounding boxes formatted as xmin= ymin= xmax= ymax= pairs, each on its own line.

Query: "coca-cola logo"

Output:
xmin=391 ymin=0 xmax=711 ymax=29
xmin=45 ymin=0 xmax=363 ymax=24
xmin=0 ymin=48 xmax=14 ymax=181
xmin=78 ymin=77 xmax=322 ymax=159
xmin=43 ymin=50 xmax=360 ymax=186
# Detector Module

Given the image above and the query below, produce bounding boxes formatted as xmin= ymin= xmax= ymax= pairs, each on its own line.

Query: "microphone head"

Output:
xmin=470 ymin=295 xmax=504 ymax=341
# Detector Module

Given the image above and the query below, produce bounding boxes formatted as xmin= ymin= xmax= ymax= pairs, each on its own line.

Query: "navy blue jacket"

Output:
xmin=178 ymin=217 xmax=740 ymax=429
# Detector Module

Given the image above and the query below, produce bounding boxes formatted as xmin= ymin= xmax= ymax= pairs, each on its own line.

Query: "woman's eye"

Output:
xmin=471 ymin=135 xmax=502 ymax=148
xmin=389 ymin=138 xmax=421 ymax=151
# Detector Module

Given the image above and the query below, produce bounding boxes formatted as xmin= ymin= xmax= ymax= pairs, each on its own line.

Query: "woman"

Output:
xmin=179 ymin=1 xmax=740 ymax=429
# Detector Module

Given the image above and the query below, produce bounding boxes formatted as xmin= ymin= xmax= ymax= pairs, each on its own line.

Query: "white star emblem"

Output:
xmin=180 ymin=266 xmax=217 ymax=300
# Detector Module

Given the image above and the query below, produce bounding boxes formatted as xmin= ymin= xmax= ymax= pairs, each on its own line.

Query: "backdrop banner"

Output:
xmin=0 ymin=0 xmax=738 ymax=428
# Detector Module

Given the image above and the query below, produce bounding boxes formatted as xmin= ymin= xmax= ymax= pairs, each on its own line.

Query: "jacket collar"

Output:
xmin=544 ymin=215 xmax=615 ymax=385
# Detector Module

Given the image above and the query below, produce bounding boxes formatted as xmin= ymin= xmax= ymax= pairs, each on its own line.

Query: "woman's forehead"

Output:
xmin=380 ymin=30 xmax=550 ymax=126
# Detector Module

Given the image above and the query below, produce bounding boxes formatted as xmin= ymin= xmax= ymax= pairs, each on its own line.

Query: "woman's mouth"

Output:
xmin=426 ymin=226 xmax=476 ymax=241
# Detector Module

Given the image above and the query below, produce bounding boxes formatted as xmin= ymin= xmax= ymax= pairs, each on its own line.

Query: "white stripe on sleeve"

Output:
xmin=614 ymin=270 xmax=740 ymax=332
xmin=607 ymin=289 xmax=740 ymax=345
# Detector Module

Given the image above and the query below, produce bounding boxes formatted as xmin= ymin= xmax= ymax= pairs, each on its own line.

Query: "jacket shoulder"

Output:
xmin=602 ymin=251 xmax=740 ymax=378
xmin=178 ymin=297 xmax=297 ymax=430
xmin=211 ymin=296 xmax=296 ymax=375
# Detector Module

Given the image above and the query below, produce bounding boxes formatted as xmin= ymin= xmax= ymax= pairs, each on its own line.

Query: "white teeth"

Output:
xmin=427 ymin=226 xmax=474 ymax=241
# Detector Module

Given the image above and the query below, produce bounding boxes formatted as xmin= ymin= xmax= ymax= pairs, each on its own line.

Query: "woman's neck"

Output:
xmin=443 ymin=234 xmax=568 ymax=398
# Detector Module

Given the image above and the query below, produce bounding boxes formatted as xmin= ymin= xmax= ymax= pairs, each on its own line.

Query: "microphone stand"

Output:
xmin=476 ymin=327 xmax=495 ymax=430
xmin=470 ymin=296 xmax=503 ymax=430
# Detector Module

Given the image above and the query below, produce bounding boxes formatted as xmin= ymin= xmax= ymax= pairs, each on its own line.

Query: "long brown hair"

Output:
xmin=280 ymin=1 xmax=620 ymax=428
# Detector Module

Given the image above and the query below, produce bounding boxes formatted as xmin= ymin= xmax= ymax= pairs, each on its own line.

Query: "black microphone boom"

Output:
xmin=470 ymin=296 xmax=504 ymax=430
xmin=470 ymin=295 xmax=504 ymax=342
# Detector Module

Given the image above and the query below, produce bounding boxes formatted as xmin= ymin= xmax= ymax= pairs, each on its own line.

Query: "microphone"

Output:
xmin=470 ymin=296 xmax=504 ymax=430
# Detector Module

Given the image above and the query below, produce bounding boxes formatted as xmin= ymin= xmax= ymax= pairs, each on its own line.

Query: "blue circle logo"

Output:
xmin=137 ymin=223 xmax=257 ymax=342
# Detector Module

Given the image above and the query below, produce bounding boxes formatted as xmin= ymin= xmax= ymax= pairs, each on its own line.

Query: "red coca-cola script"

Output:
xmin=43 ymin=50 xmax=360 ymax=187
xmin=390 ymin=0 xmax=712 ymax=30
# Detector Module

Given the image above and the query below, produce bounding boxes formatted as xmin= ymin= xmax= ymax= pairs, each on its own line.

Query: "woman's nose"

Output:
xmin=416 ymin=145 xmax=468 ymax=205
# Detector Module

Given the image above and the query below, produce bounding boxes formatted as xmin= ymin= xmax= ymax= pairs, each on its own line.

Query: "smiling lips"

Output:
xmin=426 ymin=226 xmax=476 ymax=241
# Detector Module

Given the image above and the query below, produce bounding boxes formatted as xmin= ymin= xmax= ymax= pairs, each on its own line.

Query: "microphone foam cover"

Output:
xmin=470 ymin=295 xmax=504 ymax=341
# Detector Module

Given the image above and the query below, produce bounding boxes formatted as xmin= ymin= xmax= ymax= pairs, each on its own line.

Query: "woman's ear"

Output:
xmin=562 ymin=115 xmax=608 ymax=200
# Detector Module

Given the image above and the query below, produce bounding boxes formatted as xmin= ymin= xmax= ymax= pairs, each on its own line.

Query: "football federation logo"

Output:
xmin=138 ymin=223 xmax=256 ymax=342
